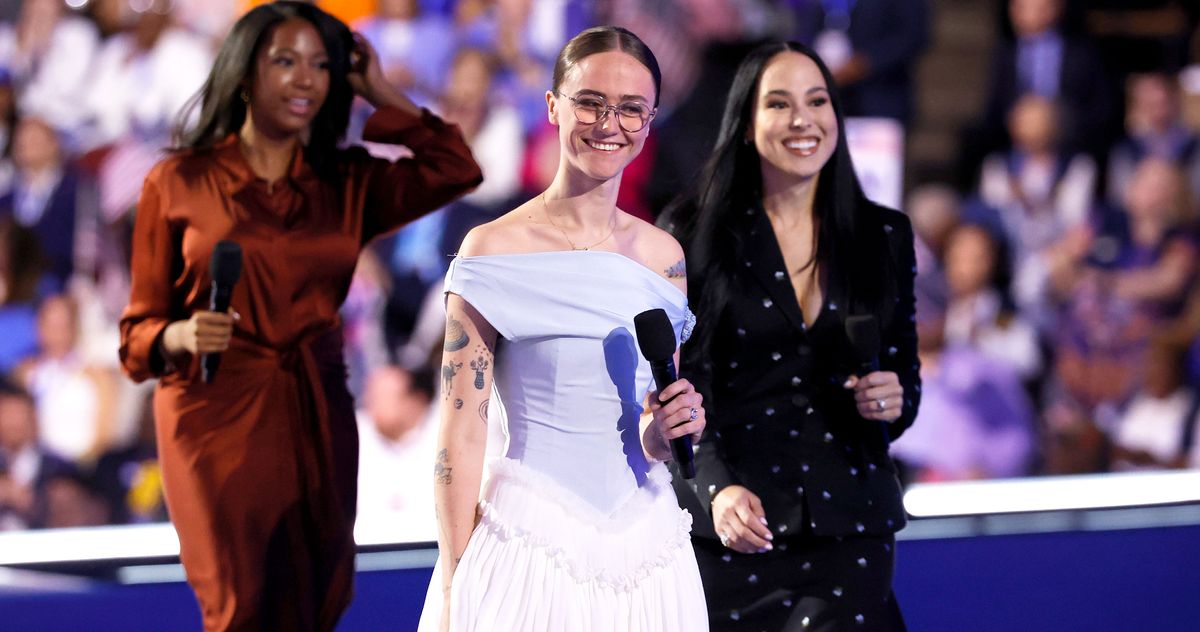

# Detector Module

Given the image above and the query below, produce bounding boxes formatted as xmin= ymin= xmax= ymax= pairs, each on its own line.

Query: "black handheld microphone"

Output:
xmin=846 ymin=314 xmax=892 ymax=440
xmin=202 ymin=240 xmax=243 ymax=384
xmin=845 ymin=314 xmax=881 ymax=377
xmin=634 ymin=308 xmax=695 ymax=479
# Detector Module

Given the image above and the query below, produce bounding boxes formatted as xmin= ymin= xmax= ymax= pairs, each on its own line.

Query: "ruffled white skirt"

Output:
xmin=416 ymin=459 xmax=708 ymax=631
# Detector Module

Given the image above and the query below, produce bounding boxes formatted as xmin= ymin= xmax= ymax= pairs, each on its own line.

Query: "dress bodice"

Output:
xmin=444 ymin=251 xmax=694 ymax=514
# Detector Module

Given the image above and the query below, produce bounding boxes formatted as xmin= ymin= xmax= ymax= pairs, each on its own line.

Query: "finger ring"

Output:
xmin=719 ymin=533 xmax=730 ymax=547
xmin=690 ymin=408 xmax=699 ymax=421
xmin=875 ymin=399 xmax=887 ymax=411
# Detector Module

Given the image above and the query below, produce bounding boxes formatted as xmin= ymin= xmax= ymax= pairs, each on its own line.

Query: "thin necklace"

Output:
xmin=541 ymin=192 xmax=617 ymax=251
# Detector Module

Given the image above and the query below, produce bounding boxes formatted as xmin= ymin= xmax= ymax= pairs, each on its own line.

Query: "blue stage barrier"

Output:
xmin=3 ymin=508 xmax=1199 ymax=631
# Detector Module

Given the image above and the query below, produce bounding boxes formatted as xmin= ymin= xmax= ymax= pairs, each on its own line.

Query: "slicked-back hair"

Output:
xmin=171 ymin=1 xmax=354 ymax=177
xmin=552 ymin=26 xmax=662 ymax=107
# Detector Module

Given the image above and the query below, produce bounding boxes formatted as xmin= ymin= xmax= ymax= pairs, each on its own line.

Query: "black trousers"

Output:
xmin=694 ymin=532 xmax=906 ymax=632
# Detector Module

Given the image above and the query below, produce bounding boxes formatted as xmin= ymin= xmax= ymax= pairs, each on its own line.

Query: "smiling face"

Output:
xmin=245 ymin=18 xmax=331 ymax=140
xmin=749 ymin=51 xmax=839 ymax=189
xmin=547 ymin=50 xmax=656 ymax=184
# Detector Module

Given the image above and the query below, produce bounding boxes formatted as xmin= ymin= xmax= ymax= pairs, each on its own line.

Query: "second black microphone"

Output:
xmin=634 ymin=308 xmax=696 ymax=479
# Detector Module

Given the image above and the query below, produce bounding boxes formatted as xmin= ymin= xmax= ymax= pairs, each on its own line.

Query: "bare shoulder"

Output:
xmin=626 ymin=214 xmax=687 ymax=287
xmin=456 ymin=199 xmax=542 ymax=257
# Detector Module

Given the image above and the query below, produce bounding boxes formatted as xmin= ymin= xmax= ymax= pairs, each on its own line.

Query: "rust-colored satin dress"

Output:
xmin=119 ymin=107 xmax=481 ymax=631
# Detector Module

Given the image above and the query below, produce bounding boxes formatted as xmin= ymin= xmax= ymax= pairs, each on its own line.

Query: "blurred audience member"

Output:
xmin=943 ymin=222 xmax=1042 ymax=380
xmin=0 ymin=70 xmax=15 ymax=195
xmin=0 ymin=115 xmax=79 ymax=288
xmin=961 ymin=0 xmax=1114 ymax=188
xmin=80 ymin=0 xmax=212 ymax=236
xmin=1111 ymin=337 xmax=1198 ymax=470
xmin=979 ymin=94 xmax=1096 ymax=326
xmin=454 ymin=0 xmax=588 ymax=132
xmin=1107 ymin=72 xmax=1200 ymax=208
xmin=0 ymin=0 xmax=100 ymax=147
xmin=15 ymin=293 xmax=119 ymax=468
xmin=892 ymin=327 xmax=1037 ymax=482
xmin=171 ymin=0 xmax=240 ymax=50
xmin=1051 ymin=157 xmax=1197 ymax=317
xmin=355 ymin=0 xmax=456 ymax=107
xmin=791 ymin=0 xmax=931 ymax=125
xmin=1050 ymin=269 xmax=1151 ymax=432
xmin=356 ymin=364 xmax=436 ymax=541
xmin=0 ymin=381 xmax=74 ymax=530
xmin=92 ymin=391 xmax=165 ymax=524
xmin=80 ymin=0 xmax=211 ymax=149
xmin=342 ymin=250 xmax=392 ymax=399
xmin=372 ymin=47 xmax=519 ymax=349
xmin=439 ymin=47 xmax=521 ymax=208
xmin=1044 ymin=159 xmax=1195 ymax=427
xmin=637 ymin=0 xmax=757 ymax=214
xmin=0 ymin=218 xmax=42 ymax=374
xmin=906 ymin=183 xmax=960 ymax=342
xmin=40 ymin=469 xmax=110 ymax=528
xmin=1040 ymin=391 xmax=1109 ymax=474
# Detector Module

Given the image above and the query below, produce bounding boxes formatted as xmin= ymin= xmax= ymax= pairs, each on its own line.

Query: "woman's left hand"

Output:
xmin=644 ymin=378 xmax=705 ymax=462
xmin=844 ymin=371 xmax=904 ymax=422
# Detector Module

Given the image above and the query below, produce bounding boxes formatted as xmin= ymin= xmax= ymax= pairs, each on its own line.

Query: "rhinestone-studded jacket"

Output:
xmin=681 ymin=201 xmax=921 ymax=539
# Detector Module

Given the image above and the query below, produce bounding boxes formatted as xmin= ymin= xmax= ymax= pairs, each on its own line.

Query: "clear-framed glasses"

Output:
xmin=559 ymin=93 xmax=656 ymax=133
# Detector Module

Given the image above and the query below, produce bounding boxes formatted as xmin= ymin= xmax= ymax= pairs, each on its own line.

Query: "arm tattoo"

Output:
xmin=454 ymin=398 xmax=464 ymax=409
xmin=435 ymin=448 xmax=453 ymax=484
xmin=441 ymin=360 xmax=462 ymax=398
xmin=470 ymin=353 xmax=489 ymax=389
xmin=664 ymin=259 xmax=687 ymax=279
xmin=444 ymin=316 xmax=470 ymax=351
xmin=478 ymin=399 xmax=489 ymax=424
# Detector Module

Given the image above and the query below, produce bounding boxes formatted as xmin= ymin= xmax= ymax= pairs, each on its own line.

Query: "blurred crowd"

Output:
xmin=1 ymin=0 xmax=1200 ymax=534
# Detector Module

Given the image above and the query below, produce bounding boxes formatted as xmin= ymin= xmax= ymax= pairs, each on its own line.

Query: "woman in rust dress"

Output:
xmin=117 ymin=3 xmax=481 ymax=630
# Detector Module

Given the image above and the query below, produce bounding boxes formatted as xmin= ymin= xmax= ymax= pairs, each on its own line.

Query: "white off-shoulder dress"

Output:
xmin=416 ymin=251 xmax=708 ymax=632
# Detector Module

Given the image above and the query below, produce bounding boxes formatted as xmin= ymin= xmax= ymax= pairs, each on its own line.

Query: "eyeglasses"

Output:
xmin=559 ymin=93 xmax=656 ymax=133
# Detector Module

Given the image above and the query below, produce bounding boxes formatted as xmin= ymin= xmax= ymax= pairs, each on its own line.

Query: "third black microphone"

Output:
xmin=203 ymin=240 xmax=243 ymax=384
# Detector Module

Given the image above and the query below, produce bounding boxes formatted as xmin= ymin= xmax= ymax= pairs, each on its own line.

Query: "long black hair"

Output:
xmin=660 ymin=41 xmax=894 ymax=348
xmin=171 ymin=1 xmax=354 ymax=177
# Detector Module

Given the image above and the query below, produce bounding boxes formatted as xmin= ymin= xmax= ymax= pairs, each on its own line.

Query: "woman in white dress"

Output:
xmin=417 ymin=26 xmax=710 ymax=632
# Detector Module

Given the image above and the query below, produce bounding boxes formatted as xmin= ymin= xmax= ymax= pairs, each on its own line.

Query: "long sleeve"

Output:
xmin=356 ymin=107 xmax=483 ymax=243
xmin=118 ymin=168 xmax=182 ymax=382
xmin=880 ymin=213 xmax=921 ymax=440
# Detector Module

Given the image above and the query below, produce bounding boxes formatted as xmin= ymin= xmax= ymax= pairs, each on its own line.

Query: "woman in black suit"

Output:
xmin=661 ymin=41 xmax=919 ymax=631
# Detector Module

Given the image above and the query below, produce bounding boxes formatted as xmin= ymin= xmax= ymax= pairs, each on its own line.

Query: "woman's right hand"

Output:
xmin=711 ymin=485 xmax=774 ymax=554
xmin=162 ymin=310 xmax=236 ymax=356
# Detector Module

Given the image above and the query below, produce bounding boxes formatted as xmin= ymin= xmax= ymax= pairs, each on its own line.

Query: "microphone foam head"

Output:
xmin=634 ymin=308 xmax=677 ymax=361
xmin=845 ymin=314 xmax=880 ymax=364
xmin=210 ymin=240 xmax=243 ymax=287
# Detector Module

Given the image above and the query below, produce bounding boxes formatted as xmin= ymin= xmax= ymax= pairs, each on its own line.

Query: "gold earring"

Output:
xmin=241 ymin=89 xmax=249 ymax=103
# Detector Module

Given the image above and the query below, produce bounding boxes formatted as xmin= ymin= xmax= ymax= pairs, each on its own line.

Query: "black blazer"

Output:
xmin=681 ymin=201 xmax=920 ymax=539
